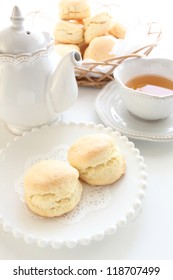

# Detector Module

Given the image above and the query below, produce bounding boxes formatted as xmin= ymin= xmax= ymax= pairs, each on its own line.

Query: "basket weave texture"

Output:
xmin=75 ymin=22 xmax=162 ymax=88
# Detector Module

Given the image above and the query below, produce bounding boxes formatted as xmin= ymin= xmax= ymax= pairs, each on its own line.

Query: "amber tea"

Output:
xmin=126 ymin=75 xmax=173 ymax=96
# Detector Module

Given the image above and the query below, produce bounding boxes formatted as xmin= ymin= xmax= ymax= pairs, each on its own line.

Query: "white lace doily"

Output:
xmin=15 ymin=144 xmax=111 ymax=225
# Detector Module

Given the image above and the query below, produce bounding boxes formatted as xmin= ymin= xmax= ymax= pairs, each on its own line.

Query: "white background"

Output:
xmin=0 ymin=0 xmax=173 ymax=262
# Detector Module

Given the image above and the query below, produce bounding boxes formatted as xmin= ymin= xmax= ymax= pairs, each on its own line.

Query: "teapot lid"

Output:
xmin=0 ymin=6 xmax=52 ymax=54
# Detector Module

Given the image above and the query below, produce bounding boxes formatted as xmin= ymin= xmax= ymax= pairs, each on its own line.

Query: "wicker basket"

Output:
xmin=75 ymin=22 xmax=162 ymax=88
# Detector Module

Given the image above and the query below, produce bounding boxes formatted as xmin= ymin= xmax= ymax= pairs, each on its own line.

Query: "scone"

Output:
xmin=67 ymin=134 xmax=126 ymax=185
xmin=109 ymin=21 xmax=126 ymax=39
xmin=59 ymin=0 xmax=90 ymax=20
xmin=83 ymin=12 xmax=113 ymax=44
xmin=54 ymin=20 xmax=84 ymax=44
xmin=84 ymin=35 xmax=117 ymax=61
xmin=23 ymin=160 xmax=83 ymax=218
xmin=54 ymin=43 xmax=80 ymax=56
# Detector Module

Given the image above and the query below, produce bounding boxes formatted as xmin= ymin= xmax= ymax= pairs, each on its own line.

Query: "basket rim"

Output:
xmin=76 ymin=22 xmax=162 ymax=88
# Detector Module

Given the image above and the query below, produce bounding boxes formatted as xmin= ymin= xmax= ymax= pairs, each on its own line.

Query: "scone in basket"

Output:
xmin=75 ymin=22 xmax=162 ymax=88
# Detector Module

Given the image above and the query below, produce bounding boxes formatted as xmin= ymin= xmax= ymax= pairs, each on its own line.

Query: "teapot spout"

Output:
xmin=50 ymin=51 xmax=82 ymax=113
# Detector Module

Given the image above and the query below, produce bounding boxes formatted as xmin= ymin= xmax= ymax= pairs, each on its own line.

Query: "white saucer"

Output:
xmin=95 ymin=81 xmax=173 ymax=141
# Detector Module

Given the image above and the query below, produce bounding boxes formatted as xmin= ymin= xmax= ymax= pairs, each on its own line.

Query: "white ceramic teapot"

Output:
xmin=0 ymin=6 xmax=82 ymax=134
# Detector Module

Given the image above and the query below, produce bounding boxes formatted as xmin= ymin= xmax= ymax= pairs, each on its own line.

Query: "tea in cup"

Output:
xmin=113 ymin=57 xmax=173 ymax=120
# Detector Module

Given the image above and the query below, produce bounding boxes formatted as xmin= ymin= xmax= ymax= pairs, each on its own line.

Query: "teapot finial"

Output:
xmin=10 ymin=6 xmax=24 ymax=30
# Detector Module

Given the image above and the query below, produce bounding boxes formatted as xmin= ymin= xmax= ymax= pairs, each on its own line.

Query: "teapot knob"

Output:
xmin=10 ymin=6 xmax=24 ymax=31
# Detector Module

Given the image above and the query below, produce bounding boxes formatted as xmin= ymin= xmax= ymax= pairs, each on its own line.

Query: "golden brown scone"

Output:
xmin=24 ymin=160 xmax=83 ymax=218
xmin=83 ymin=12 xmax=113 ymax=44
xmin=84 ymin=35 xmax=117 ymax=61
xmin=109 ymin=21 xmax=126 ymax=39
xmin=67 ymin=134 xmax=126 ymax=185
xmin=59 ymin=0 xmax=90 ymax=20
xmin=54 ymin=20 xmax=84 ymax=44
xmin=54 ymin=43 xmax=80 ymax=56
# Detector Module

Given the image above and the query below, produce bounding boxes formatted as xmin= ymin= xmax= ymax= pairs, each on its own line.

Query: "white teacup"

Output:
xmin=113 ymin=57 xmax=173 ymax=120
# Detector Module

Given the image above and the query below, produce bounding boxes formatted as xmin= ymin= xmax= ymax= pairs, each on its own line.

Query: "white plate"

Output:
xmin=0 ymin=122 xmax=147 ymax=249
xmin=95 ymin=82 xmax=173 ymax=141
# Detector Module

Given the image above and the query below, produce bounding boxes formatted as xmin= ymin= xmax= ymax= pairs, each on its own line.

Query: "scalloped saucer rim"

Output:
xmin=95 ymin=81 xmax=173 ymax=142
